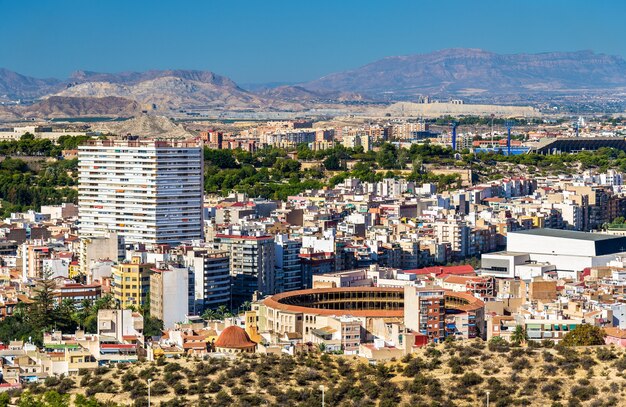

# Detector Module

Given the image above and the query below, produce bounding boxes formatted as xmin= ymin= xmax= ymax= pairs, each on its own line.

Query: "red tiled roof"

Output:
xmin=405 ymin=265 xmax=475 ymax=277
xmin=605 ymin=327 xmax=626 ymax=339
xmin=443 ymin=275 xmax=481 ymax=285
xmin=214 ymin=326 xmax=256 ymax=349
xmin=183 ymin=342 xmax=207 ymax=349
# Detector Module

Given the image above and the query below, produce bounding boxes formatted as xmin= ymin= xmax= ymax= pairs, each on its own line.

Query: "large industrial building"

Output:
xmin=481 ymin=229 xmax=626 ymax=279
xmin=78 ymin=138 xmax=204 ymax=246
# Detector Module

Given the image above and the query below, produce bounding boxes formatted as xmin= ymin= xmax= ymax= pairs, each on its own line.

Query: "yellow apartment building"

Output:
xmin=111 ymin=256 xmax=153 ymax=309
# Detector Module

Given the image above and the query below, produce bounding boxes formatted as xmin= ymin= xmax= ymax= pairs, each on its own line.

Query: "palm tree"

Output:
xmin=72 ymin=299 xmax=92 ymax=329
xmin=216 ymin=305 xmax=229 ymax=320
xmin=202 ymin=309 xmax=219 ymax=321
xmin=511 ymin=325 xmax=528 ymax=345
xmin=240 ymin=301 xmax=252 ymax=312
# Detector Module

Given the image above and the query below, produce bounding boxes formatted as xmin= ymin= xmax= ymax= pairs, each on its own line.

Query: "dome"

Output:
xmin=215 ymin=326 xmax=256 ymax=349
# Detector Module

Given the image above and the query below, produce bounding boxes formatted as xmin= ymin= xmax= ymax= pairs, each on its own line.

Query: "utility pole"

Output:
xmin=505 ymin=120 xmax=514 ymax=156
xmin=319 ymin=385 xmax=325 ymax=407
xmin=490 ymin=114 xmax=495 ymax=149
xmin=451 ymin=122 xmax=459 ymax=151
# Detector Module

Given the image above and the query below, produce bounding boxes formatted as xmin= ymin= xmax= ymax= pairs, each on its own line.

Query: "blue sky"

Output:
xmin=1 ymin=0 xmax=625 ymax=84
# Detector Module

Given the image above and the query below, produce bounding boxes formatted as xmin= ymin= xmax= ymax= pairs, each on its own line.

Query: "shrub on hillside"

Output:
xmin=458 ymin=372 xmax=483 ymax=387
xmin=561 ymin=325 xmax=606 ymax=347
xmin=488 ymin=337 xmax=510 ymax=353
xmin=596 ymin=347 xmax=617 ymax=361
xmin=570 ymin=385 xmax=598 ymax=401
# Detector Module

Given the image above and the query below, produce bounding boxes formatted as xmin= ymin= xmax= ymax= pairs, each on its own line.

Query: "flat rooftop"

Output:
xmin=510 ymin=229 xmax=618 ymax=242
xmin=482 ymin=251 xmax=529 ymax=256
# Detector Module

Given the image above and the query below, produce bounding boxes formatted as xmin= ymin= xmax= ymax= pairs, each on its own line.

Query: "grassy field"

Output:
xmin=11 ymin=340 xmax=626 ymax=406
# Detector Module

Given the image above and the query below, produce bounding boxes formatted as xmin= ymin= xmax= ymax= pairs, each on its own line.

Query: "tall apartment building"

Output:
xmin=275 ymin=234 xmax=303 ymax=293
xmin=434 ymin=221 xmax=470 ymax=258
xmin=391 ymin=121 xmax=429 ymax=140
xmin=78 ymin=138 xmax=203 ymax=246
xmin=404 ymin=286 xmax=445 ymax=342
xmin=111 ymin=256 xmax=154 ymax=309
xmin=150 ymin=264 xmax=189 ymax=329
xmin=184 ymin=248 xmax=231 ymax=314
xmin=212 ymin=234 xmax=275 ymax=306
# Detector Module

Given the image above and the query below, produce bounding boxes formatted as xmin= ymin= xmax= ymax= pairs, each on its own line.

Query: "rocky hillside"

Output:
xmin=303 ymin=48 xmax=626 ymax=98
xmin=53 ymin=69 xmax=290 ymax=111
xmin=92 ymin=114 xmax=193 ymax=138
xmin=26 ymin=96 xmax=139 ymax=117
xmin=0 ymin=96 xmax=140 ymax=120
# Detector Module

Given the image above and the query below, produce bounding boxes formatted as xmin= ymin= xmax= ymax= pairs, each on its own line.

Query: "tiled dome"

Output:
xmin=215 ymin=326 xmax=256 ymax=349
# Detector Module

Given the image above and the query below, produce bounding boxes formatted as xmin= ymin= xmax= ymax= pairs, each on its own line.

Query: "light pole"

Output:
xmin=319 ymin=384 xmax=325 ymax=407
xmin=147 ymin=378 xmax=152 ymax=407
xmin=490 ymin=114 xmax=495 ymax=148
xmin=486 ymin=390 xmax=490 ymax=407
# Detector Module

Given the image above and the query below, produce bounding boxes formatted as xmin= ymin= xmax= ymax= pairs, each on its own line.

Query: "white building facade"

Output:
xmin=78 ymin=138 xmax=203 ymax=246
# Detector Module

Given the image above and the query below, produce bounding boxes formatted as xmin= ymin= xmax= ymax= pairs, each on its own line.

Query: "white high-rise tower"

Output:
xmin=78 ymin=138 xmax=203 ymax=246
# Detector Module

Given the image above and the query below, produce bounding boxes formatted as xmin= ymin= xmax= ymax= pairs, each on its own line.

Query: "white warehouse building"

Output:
xmin=481 ymin=229 xmax=626 ymax=279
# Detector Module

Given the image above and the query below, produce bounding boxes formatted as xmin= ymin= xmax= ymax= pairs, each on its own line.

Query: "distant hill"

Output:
xmin=67 ymin=69 xmax=239 ymax=87
xmin=0 ymin=68 xmax=62 ymax=100
xmin=255 ymin=85 xmax=367 ymax=103
xmin=302 ymin=48 xmax=626 ymax=98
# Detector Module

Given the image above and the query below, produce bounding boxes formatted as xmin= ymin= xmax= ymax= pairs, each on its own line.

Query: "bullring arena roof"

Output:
xmin=262 ymin=287 xmax=405 ymax=317
xmin=262 ymin=287 xmax=485 ymax=316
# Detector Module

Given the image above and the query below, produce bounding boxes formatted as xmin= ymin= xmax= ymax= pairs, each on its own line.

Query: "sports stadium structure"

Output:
xmin=256 ymin=286 xmax=484 ymax=340
xmin=263 ymin=287 xmax=404 ymax=318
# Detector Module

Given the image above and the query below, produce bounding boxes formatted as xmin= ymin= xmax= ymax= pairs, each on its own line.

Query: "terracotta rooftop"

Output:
xmin=214 ymin=326 xmax=256 ymax=349
xmin=605 ymin=327 xmax=626 ymax=339
xmin=405 ymin=265 xmax=475 ymax=277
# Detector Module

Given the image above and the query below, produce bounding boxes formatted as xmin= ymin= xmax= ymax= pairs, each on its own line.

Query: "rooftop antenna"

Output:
xmin=505 ymin=120 xmax=515 ymax=156
xmin=450 ymin=122 xmax=459 ymax=151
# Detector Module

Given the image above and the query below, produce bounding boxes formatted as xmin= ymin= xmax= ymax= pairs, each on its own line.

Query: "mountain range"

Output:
xmin=302 ymin=48 xmax=626 ymax=97
xmin=2 ymin=48 xmax=626 ymax=118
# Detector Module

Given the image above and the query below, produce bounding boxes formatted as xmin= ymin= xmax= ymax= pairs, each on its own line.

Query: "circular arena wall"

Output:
xmin=263 ymin=287 xmax=404 ymax=318
xmin=261 ymin=287 xmax=484 ymax=318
